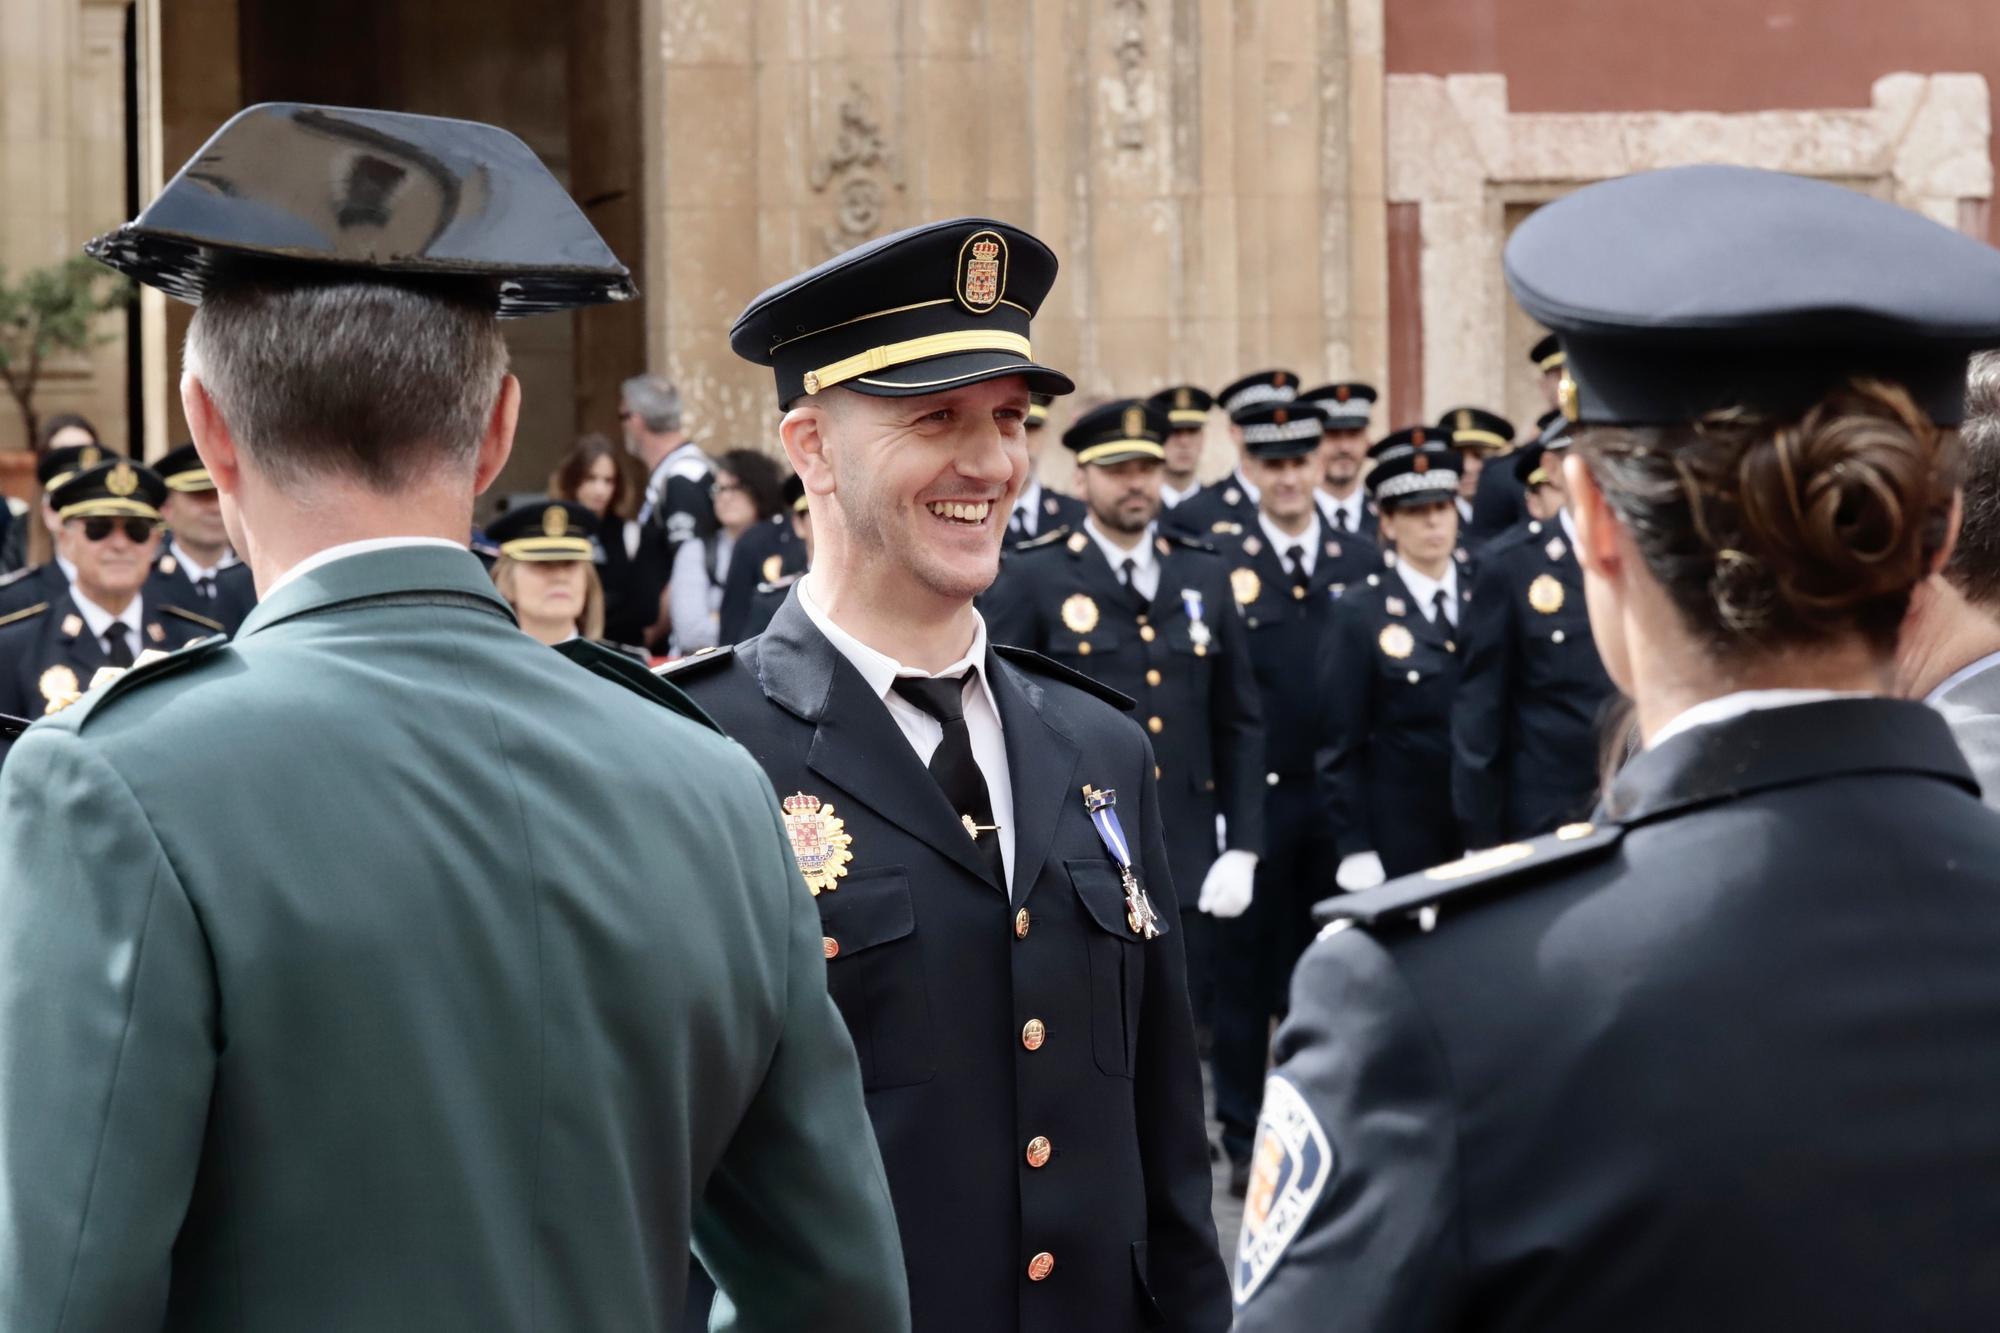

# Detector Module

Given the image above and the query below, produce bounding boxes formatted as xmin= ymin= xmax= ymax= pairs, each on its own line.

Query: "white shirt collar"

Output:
xmin=72 ymin=586 xmax=142 ymax=642
xmin=1232 ymin=467 xmax=1262 ymax=505
xmin=1394 ymin=560 xmax=1459 ymax=622
xmin=1014 ymin=476 xmax=1044 ymax=520
xmin=168 ymin=539 xmax=228 ymax=584
xmin=55 ymin=554 xmax=78 ymax=586
xmin=1649 ymin=689 xmax=1872 ymax=750
xmin=1161 ymin=479 xmax=1200 ymax=508
xmin=1084 ymin=518 xmax=1156 ymax=578
xmin=1319 ymin=487 xmax=1366 ymax=528
xmin=1926 ymin=649 xmax=2000 ymax=705
xmin=1257 ymin=509 xmax=1323 ymax=573
xmin=796 ymin=570 xmax=996 ymax=700
xmin=265 ymin=536 xmax=468 ymax=597
xmin=1558 ymin=506 xmax=1579 ymax=551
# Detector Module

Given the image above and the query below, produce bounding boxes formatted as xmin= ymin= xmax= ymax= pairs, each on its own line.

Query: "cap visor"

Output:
xmin=834 ymin=349 xmax=1075 ymax=399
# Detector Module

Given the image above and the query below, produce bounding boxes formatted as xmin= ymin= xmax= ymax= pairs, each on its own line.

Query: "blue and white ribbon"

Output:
xmin=1083 ymin=785 xmax=1162 ymax=938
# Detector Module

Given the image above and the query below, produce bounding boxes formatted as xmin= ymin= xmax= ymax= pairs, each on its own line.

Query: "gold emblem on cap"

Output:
xmin=1379 ymin=624 xmax=1415 ymax=659
xmin=80 ymin=445 xmax=101 ymax=469
xmin=1455 ymin=408 xmax=1472 ymax=432
xmin=1230 ymin=567 xmax=1261 ymax=606
xmin=1122 ymin=405 xmax=1144 ymax=438
xmin=1528 ymin=574 xmax=1564 ymax=615
xmin=762 ymin=553 xmax=783 ymax=583
xmin=1174 ymin=387 xmax=1191 ymax=409
xmin=780 ymin=792 xmax=854 ymax=896
xmin=105 ymin=462 xmax=139 ymax=497
xmin=957 ymin=229 xmax=1008 ymax=313
xmin=1061 ymin=594 xmax=1099 ymax=634
xmin=39 ymin=664 xmax=80 ymax=712
xmin=542 ymin=505 xmax=569 ymax=538
xmin=1558 ymin=373 xmax=1580 ymax=422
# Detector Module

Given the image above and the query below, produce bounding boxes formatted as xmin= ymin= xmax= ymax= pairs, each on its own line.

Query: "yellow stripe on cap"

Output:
xmin=1167 ymin=410 xmax=1207 ymax=426
xmin=500 ymin=536 xmax=594 ymax=561
xmin=803 ymin=330 xmax=1033 ymax=395
xmin=1537 ymin=349 xmax=1568 ymax=372
xmin=1075 ymin=440 xmax=1167 ymax=465
xmin=1450 ymin=428 xmax=1510 ymax=450
xmin=59 ymin=498 xmax=161 ymax=520
xmin=163 ymin=469 xmax=215 ymax=492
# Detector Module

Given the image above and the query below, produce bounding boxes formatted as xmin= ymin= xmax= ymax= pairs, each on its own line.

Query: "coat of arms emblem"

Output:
xmin=957 ymin=230 xmax=1007 ymax=313
xmin=781 ymin=792 xmax=855 ymax=896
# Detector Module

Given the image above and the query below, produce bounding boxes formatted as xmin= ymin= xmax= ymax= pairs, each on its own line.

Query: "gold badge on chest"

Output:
xmin=1061 ymin=593 xmax=1100 ymax=634
xmin=1231 ymin=567 xmax=1261 ymax=606
xmin=762 ymin=553 xmax=784 ymax=583
xmin=39 ymin=664 xmax=80 ymax=714
xmin=1528 ymin=574 xmax=1565 ymax=615
xmin=1379 ymin=624 xmax=1415 ymax=660
xmin=781 ymin=792 xmax=854 ymax=896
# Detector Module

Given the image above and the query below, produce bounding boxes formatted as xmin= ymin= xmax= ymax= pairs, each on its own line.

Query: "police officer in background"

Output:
xmin=1237 ymin=163 xmax=2000 ymax=1331
xmin=1440 ymin=405 xmax=1522 ymax=547
xmin=985 ymin=397 xmax=1265 ymax=1035
xmin=0 ymin=443 xmax=111 ymax=614
xmin=148 ymin=441 xmax=258 ymax=634
xmin=1298 ymin=382 xmax=1379 ymax=539
xmin=1530 ymin=330 xmax=1567 ymax=410
xmin=1452 ymin=422 xmax=1615 ymax=847
xmin=1164 ymin=370 xmax=1298 ymax=541
xmin=1320 ymin=427 xmax=1470 ymax=891
xmin=0 ymin=459 xmax=216 ymax=720
xmin=1209 ymin=396 xmax=1376 ymax=1197
xmin=1001 ymin=392 xmax=1087 ymax=550
xmin=1146 ymin=384 xmax=1214 ymax=510
xmin=741 ymin=473 xmax=812 ymax=640
xmin=667 ymin=216 xmax=1229 ymax=1333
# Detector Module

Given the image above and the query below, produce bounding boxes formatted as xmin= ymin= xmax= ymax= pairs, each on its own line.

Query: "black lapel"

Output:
xmin=987 ymin=650 xmax=1083 ymax=901
xmin=756 ymin=595 xmax=1000 ymax=887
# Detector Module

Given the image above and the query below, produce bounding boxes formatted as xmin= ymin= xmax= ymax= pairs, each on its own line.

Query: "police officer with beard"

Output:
xmin=986 ymin=398 xmax=1265 ymax=1036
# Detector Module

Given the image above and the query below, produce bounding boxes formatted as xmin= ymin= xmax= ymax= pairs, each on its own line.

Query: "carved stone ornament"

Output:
xmin=809 ymin=82 xmax=906 ymax=255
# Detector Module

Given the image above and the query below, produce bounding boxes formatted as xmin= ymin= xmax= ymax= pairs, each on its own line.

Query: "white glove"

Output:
xmin=1336 ymin=850 xmax=1386 ymax=891
xmin=1197 ymin=849 xmax=1258 ymax=919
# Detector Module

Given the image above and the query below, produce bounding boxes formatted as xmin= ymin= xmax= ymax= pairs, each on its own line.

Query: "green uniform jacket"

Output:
xmin=0 ymin=545 xmax=908 ymax=1333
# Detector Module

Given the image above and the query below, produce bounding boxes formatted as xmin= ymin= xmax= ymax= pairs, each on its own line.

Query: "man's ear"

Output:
xmin=182 ymin=373 xmax=242 ymax=498
xmin=780 ymin=397 xmax=839 ymax=499
xmin=1932 ymin=489 xmax=1964 ymax=578
xmin=1563 ymin=452 xmax=1621 ymax=581
xmin=472 ymin=374 xmax=521 ymax=496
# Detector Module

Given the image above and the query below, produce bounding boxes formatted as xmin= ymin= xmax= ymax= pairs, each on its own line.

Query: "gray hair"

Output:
xmin=1946 ymin=351 xmax=2000 ymax=610
xmin=620 ymin=374 xmax=683 ymax=434
xmin=183 ymin=279 xmax=509 ymax=492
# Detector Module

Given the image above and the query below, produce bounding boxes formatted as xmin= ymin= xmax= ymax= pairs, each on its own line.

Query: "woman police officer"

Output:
xmin=1233 ymin=165 xmax=2000 ymax=1331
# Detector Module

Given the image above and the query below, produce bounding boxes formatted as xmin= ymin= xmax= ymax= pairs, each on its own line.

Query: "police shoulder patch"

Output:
xmin=1313 ymin=820 xmax=1625 ymax=930
xmin=1233 ymin=1073 xmax=1338 ymax=1306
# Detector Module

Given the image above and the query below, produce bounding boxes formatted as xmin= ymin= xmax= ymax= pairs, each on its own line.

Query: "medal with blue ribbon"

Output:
xmin=1182 ymin=587 xmax=1211 ymax=650
xmin=1082 ymin=784 xmax=1163 ymax=938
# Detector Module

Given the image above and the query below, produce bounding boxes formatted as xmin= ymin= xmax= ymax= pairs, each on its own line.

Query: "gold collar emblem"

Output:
xmin=1528 ymin=573 xmax=1564 ymax=615
xmin=1379 ymin=624 xmax=1415 ymax=659
xmin=781 ymin=792 xmax=854 ymax=896
xmin=1230 ymin=567 xmax=1261 ymax=606
xmin=1061 ymin=593 xmax=1100 ymax=634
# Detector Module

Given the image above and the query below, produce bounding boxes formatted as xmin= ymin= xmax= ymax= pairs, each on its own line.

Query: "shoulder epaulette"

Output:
xmin=1015 ymin=525 xmax=1071 ymax=552
xmin=69 ymin=635 xmax=232 ymax=726
xmin=554 ymin=638 xmax=720 ymax=733
xmin=1163 ymin=531 xmax=1218 ymax=553
xmin=161 ymin=604 xmax=225 ymax=631
xmin=653 ymin=642 xmax=737 ymax=681
xmin=992 ymin=644 xmax=1136 ymax=712
xmin=1313 ymin=821 xmax=1626 ymax=932
xmin=0 ymin=712 xmax=26 ymax=741
xmin=0 ymin=601 xmax=48 ymax=629
xmin=0 ymin=566 xmax=34 ymax=589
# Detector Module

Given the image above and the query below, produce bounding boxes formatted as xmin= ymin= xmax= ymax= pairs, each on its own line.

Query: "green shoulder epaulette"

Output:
xmin=992 ymin=644 xmax=1136 ymax=712
xmin=0 ymin=601 xmax=48 ymax=629
xmin=553 ymin=638 xmax=720 ymax=733
xmin=1015 ymin=525 xmax=1071 ymax=552
xmin=1313 ymin=820 xmax=1625 ymax=932
xmin=161 ymin=604 xmax=225 ymax=632
xmin=652 ymin=642 xmax=737 ymax=682
xmin=69 ymin=635 xmax=232 ymax=727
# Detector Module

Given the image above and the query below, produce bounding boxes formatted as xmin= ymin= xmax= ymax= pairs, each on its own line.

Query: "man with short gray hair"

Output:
xmin=1898 ymin=348 xmax=2000 ymax=804
xmin=622 ymin=372 xmax=715 ymax=560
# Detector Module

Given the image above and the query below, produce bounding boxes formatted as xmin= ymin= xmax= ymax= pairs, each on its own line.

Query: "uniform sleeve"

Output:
xmin=1230 ymin=927 xmax=1463 ymax=1332
xmin=0 ymin=726 xmax=218 ymax=1332
xmin=978 ymin=557 xmax=1040 ymax=648
xmin=1451 ymin=556 xmax=1517 ymax=848
xmin=667 ymin=538 xmax=719 ymax=653
xmin=696 ymin=787 xmax=911 ymax=1333
xmin=1210 ymin=568 xmax=1265 ymax=856
xmin=1130 ymin=741 xmax=1234 ymax=1331
xmin=1315 ymin=599 xmax=1376 ymax=858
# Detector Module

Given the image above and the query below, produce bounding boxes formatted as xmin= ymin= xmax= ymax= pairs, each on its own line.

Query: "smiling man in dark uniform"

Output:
xmin=985 ymin=397 xmax=1265 ymax=1036
xmin=664 ymin=218 xmax=1229 ymax=1333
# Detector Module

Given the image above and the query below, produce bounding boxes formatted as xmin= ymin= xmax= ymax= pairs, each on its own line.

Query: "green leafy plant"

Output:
xmin=0 ymin=257 xmax=133 ymax=449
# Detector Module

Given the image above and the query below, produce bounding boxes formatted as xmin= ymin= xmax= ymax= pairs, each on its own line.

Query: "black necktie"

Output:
xmin=1009 ymin=508 xmax=1027 ymax=539
xmin=1286 ymin=545 xmax=1309 ymax=590
xmin=892 ymin=674 xmax=1006 ymax=888
xmin=1333 ymin=507 xmax=1350 ymax=533
xmin=102 ymin=625 xmax=135 ymax=668
xmin=1432 ymin=588 xmax=1451 ymax=628
xmin=1118 ymin=557 xmax=1147 ymax=611
xmin=195 ymin=576 xmax=215 ymax=600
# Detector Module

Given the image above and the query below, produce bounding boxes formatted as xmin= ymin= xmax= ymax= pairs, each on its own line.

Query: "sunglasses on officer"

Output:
xmin=72 ymin=516 xmax=157 ymax=543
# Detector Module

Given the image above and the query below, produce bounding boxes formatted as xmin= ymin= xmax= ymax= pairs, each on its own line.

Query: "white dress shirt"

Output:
xmin=72 ymin=587 xmax=144 ymax=662
xmin=1085 ymin=518 xmax=1160 ymax=602
xmin=1160 ymin=479 xmax=1200 ymax=510
xmin=1258 ymin=510 xmax=1324 ymax=579
xmin=796 ymin=572 xmax=1019 ymax=895
xmin=1649 ymin=689 xmax=1868 ymax=750
xmin=1394 ymin=560 xmax=1460 ymax=628
xmin=167 ymin=539 xmax=235 ymax=593
xmin=265 ymin=536 xmax=467 ymax=597
xmin=1319 ymin=488 xmax=1368 ymax=535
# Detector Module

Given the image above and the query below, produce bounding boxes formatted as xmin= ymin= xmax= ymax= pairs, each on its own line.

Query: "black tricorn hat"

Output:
xmin=85 ymin=103 xmax=636 ymax=317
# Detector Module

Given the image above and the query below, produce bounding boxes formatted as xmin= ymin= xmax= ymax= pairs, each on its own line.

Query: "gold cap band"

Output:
xmin=164 ymin=469 xmax=215 ymax=492
xmin=1075 ymin=439 xmax=1166 ymax=465
xmin=1537 ymin=349 xmax=1568 ymax=372
xmin=60 ymin=498 xmax=161 ymax=520
xmin=803 ymin=330 xmax=1033 ymax=395
xmin=1450 ymin=428 xmax=1509 ymax=451
xmin=500 ymin=536 xmax=593 ymax=561
xmin=1167 ymin=410 xmax=1207 ymax=426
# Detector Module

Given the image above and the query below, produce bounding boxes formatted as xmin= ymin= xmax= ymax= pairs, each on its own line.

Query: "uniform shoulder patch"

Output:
xmin=652 ymin=642 xmax=737 ymax=682
xmin=1233 ymin=1073 xmax=1338 ymax=1306
xmin=69 ymin=636 xmax=232 ymax=727
xmin=992 ymin=644 xmax=1136 ymax=712
xmin=0 ymin=600 xmax=48 ymax=629
xmin=1014 ymin=525 xmax=1071 ymax=552
xmin=1314 ymin=821 xmax=1624 ymax=930
xmin=554 ymin=637 xmax=720 ymax=733
xmin=161 ymin=604 xmax=225 ymax=632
